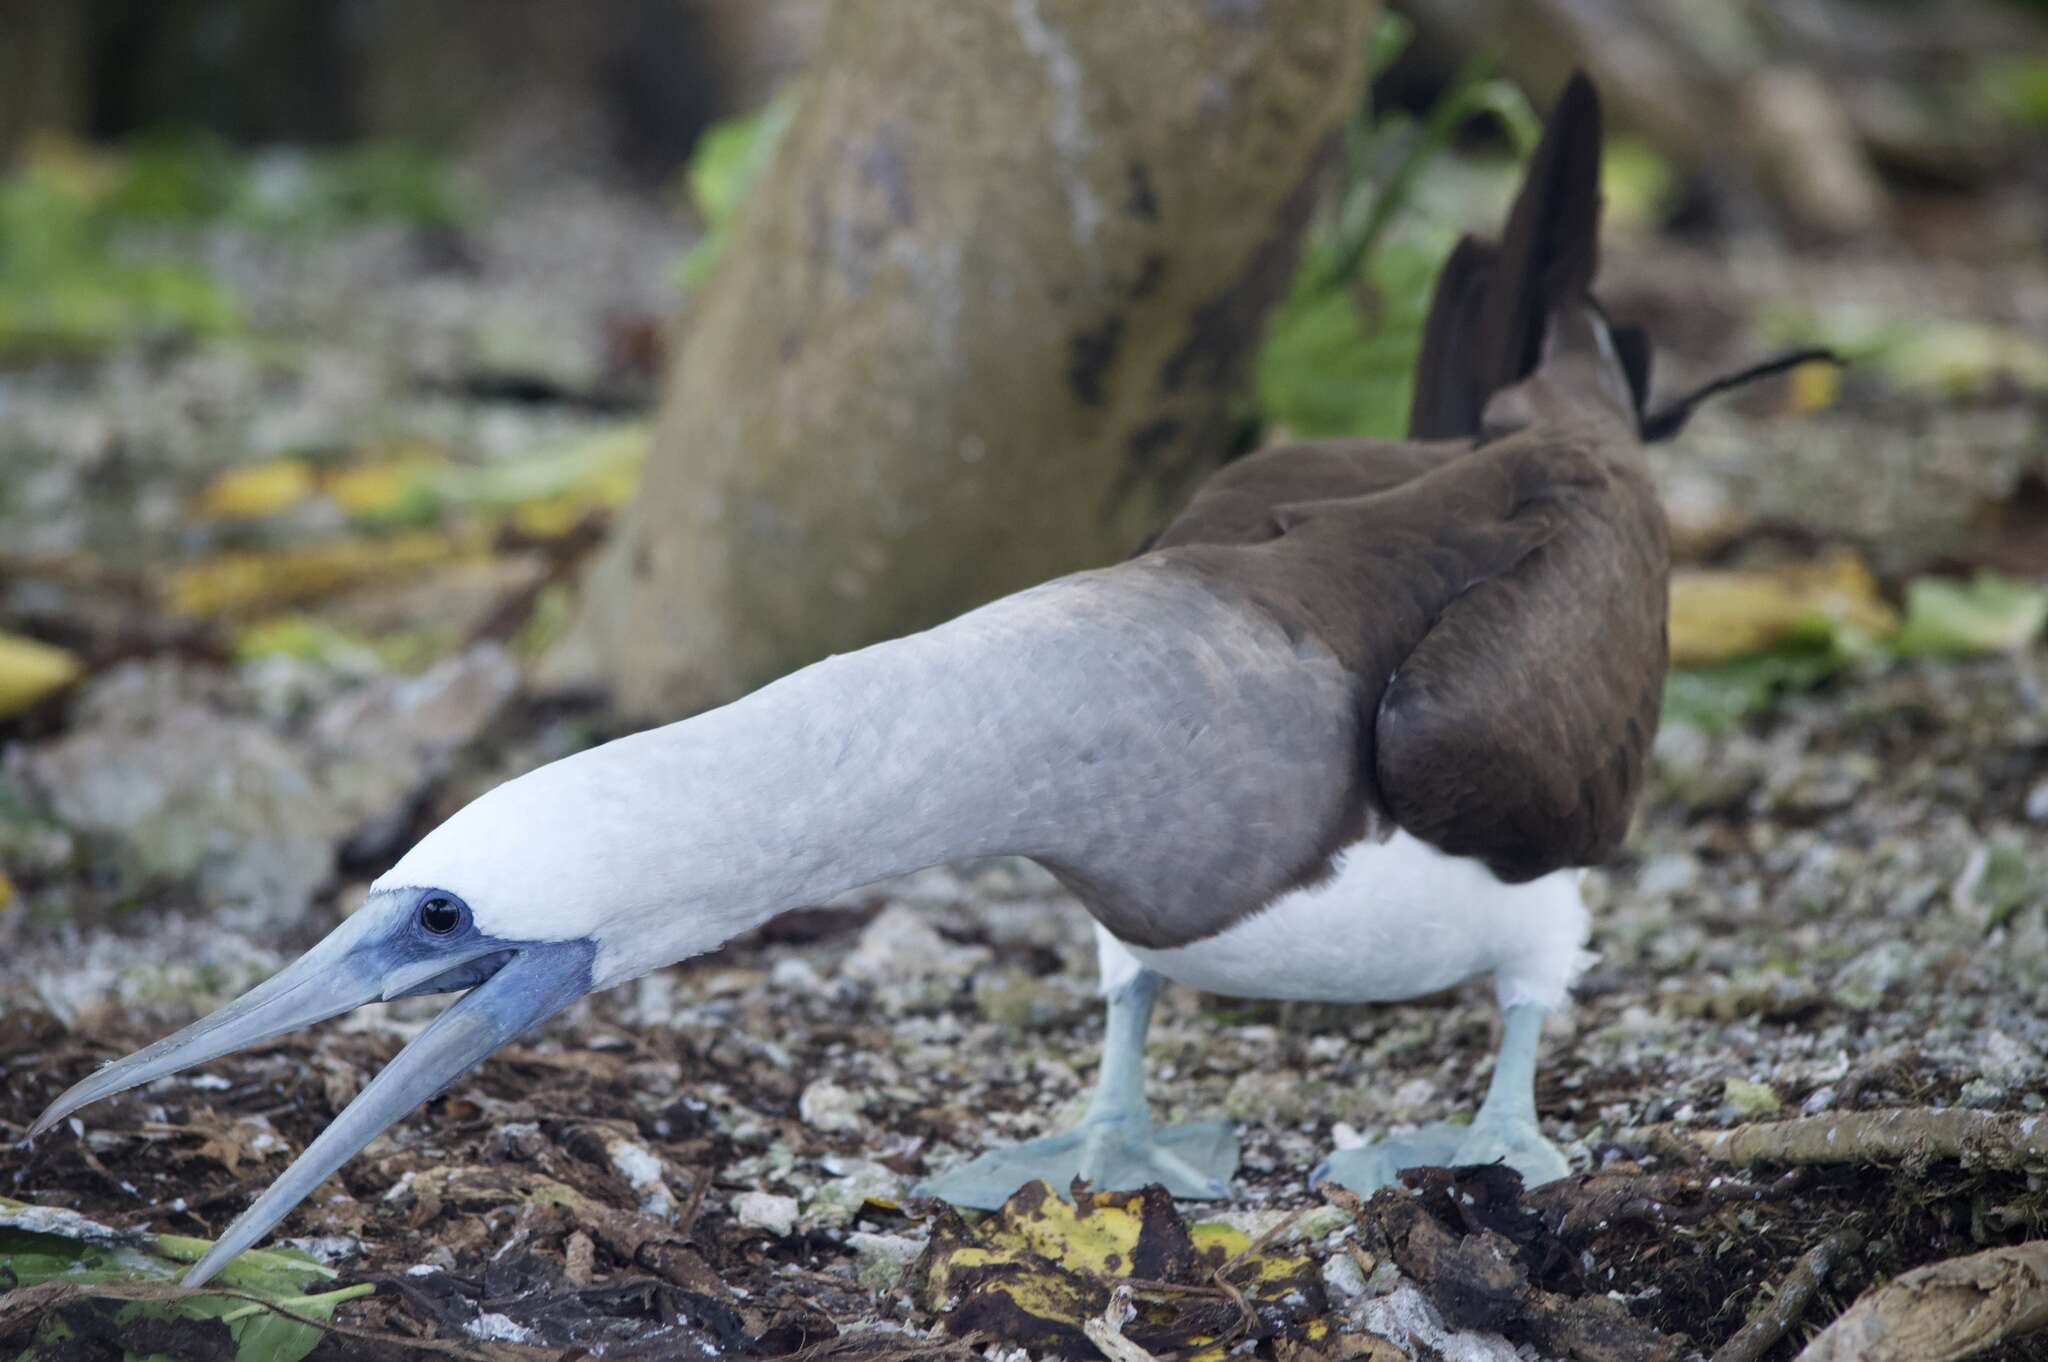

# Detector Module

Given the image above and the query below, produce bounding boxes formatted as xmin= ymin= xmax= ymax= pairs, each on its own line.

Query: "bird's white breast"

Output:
xmin=1110 ymin=829 xmax=1589 ymax=1010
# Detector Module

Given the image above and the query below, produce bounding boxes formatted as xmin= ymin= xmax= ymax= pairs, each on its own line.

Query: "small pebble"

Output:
xmin=799 ymin=1079 xmax=866 ymax=1134
xmin=733 ymin=1191 xmax=799 ymax=1236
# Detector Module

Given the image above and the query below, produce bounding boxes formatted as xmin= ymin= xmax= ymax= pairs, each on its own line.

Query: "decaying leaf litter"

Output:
xmin=3 ymin=49 xmax=2048 ymax=1362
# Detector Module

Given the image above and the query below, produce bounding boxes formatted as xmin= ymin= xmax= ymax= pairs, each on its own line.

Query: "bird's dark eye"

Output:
xmin=417 ymin=895 xmax=463 ymax=935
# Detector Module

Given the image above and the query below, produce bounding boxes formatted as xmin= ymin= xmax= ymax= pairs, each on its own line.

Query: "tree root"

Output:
xmin=1711 ymin=1228 xmax=1862 ymax=1362
xmin=1794 ymin=1241 xmax=2048 ymax=1362
xmin=1632 ymin=1108 xmax=2048 ymax=1170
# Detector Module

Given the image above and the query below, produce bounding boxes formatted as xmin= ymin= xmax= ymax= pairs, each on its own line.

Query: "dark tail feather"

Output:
xmin=1470 ymin=72 xmax=1603 ymax=401
xmin=1407 ymin=237 xmax=1497 ymax=439
xmin=1403 ymin=70 xmax=1833 ymax=448
xmin=1640 ymin=347 xmax=1843 ymax=442
xmin=1405 ymin=72 xmax=1604 ymax=440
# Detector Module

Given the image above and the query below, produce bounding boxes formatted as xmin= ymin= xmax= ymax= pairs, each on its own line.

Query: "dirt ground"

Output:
xmin=4 ymin=110 xmax=2048 ymax=1362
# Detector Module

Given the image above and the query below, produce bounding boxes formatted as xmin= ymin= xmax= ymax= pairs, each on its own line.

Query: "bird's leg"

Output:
xmin=1313 ymin=1002 xmax=1569 ymax=1194
xmin=914 ymin=966 xmax=1238 ymax=1209
xmin=1441 ymin=1002 xmax=1570 ymax=1181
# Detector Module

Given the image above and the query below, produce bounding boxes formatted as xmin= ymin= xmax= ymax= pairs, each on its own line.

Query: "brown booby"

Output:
xmin=27 ymin=73 xmax=1828 ymax=1284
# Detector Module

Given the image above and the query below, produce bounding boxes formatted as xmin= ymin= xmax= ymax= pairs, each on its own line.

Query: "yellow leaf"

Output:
xmin=1668 ymin=551 xmax=1897 ymax=667
xmin=1785 ymin=359 xmax=1839 ymax=414
xmin=507 ymin=495 xmax=596 ymax=540
xmin=0 ymin=870 xmax=16 ymax=910
xmin=192 ymin=459 xmax=317 ymax=520
xmin=22 ymin=131 xmax=124 ymax=204
xmin=0 ymin=632 xmax=84 ymax=717
xmin=916 ymin=1182 xmax=1321 ymax=1356
xmin=163 ymin=534 xmax=467 ymax=617
xmin=991 ymin=1185 xmax=1149 ymax=1277
xmin=322 ymin=459 xmax=436 ymax=518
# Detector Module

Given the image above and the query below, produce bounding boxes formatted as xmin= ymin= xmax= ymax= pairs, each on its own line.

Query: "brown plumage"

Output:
xmin=1147 ymin=71 xmax=1670 ymax=887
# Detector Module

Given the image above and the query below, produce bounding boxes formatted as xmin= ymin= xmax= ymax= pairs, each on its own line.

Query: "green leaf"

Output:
xmin=1256 ymin=236 xmax=1446 ymax=439
xmin=679 ymin=96 xmax=795 ymax=292
xmin=0 ymin=153 xmax=240 ymax=356
xmin=1661 ymin=650 xmax=1846 ymax=733
xmin=1367 ymin=12 xmax=1414 ymax=76
xmin=0 ymin=1199 xmax=364 ymax=1362
xmin=1601 ymin=136 xmax=1678 ymax=230
xmin=1980 ymin=56 xmax=2048 ymax=131
xmin=1889 ymin=574 xmax=2048 ymax=657
xmin=232 ymin=1309 xmax=323 ymax=1362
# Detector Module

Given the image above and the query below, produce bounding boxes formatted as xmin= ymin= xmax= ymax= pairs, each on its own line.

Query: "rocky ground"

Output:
xmin=3 ymin=123 xmax=2048 ymax=1361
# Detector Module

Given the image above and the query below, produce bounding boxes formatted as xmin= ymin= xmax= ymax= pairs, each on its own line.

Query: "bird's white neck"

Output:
xmin=501 ymin=582 xmax=1095 ymax=986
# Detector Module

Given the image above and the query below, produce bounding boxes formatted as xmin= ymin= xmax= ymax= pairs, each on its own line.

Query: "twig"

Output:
xmin=1796 ymin=1240 xmax=2048 ymax=1362
xmin=1202 ymin=1205 xmax=1315 ymax=1346
xmin=1214 ymin=1206 xmax=1310 ymax=1282
xmin=1712 ymin=1228 xmax=1862 ymax=1362
xmin=1631 ymin=1109 xmax=2048 ymax=1170
xmin=674 ymin=1165 xmax=712 ymax=1239
xmin=1125 ymin=1273 xmax=1254 ymax=1337
xmin=1083 ymin=1283 xmax=1161 ymax=1362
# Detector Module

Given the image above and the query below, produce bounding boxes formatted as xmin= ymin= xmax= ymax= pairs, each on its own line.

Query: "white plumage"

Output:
xmin=1108 ymin=829 xmax=1589 ymax=1010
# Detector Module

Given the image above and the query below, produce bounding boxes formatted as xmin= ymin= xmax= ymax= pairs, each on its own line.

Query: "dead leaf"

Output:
xmin=163 ymin=534 xmax=472 ymax=617
xmin=0 ymin=631 xmax=84 ymax=717
xmin=1668 ymin=551 xmax=1896 ymax=666
xmin=1785 ymin=358 xmax=1840 ymax=414
xmin=192 ymin=459 xmax=319 ymax=520
xmin=915 ymin=1181 xmax=1321 ymax=1358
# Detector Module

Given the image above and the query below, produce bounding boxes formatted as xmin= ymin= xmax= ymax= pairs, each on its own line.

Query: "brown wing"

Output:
xmin=1372 ymin=428 xmax=1669 ymax=880
xmin=1145 ymin=434 xmax=1611 ymax=879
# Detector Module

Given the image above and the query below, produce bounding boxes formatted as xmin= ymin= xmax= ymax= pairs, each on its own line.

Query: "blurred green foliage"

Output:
xmin=90 ymin=135 xmax=461 ymax=233
xmin=1980 ymin=56 xmax=2048 ymax=130
xmin=0 ymin=135 xmax=459 ymax=357
xmin=1252 ymin=21 xmax=1538 ymax=440
xmin=0 ymin=157 xmax=239 ymax=355
xmin=1255 ymin=236 xmax=1445 ymax=439
xmin=1664 ymin=572 xmax=2048 ymax=731
xmin=678 ymin=96 xmax=793 ymax=293
xmin=1662 ymin=640 xmax=1852 ymax=734
xmin=1764 ymin=304 xmax=2048 ymax=396
xmin=1890 ymin=574 xmax=2048 ymax=656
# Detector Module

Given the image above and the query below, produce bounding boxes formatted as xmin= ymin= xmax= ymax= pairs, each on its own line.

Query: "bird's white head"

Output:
xmin=25 ymin=714 xmax=811 ymax=1287
xmin=371 ymin=732 xmax=747 ymax=987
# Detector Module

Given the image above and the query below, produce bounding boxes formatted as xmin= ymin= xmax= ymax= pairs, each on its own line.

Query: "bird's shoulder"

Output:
xmin=1139 ymin=422 xmax=1667 ymax=880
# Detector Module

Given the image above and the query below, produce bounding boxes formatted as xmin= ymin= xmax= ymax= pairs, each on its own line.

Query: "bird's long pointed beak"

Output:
xmin=27 ymin=909 xmax=594 ymax=1287
xmin=27 ymin=909 xmax=395 ymax=1141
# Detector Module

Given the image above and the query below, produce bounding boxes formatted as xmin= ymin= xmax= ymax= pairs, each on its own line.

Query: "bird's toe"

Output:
xmin=1311 ymin=1120 xmax=1471 ymax=1194
xmin=1448 ymin=1118 xmax=1570 ymax=1187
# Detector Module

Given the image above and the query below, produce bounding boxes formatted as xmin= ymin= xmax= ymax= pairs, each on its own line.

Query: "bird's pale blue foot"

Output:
xmin=1314 ymin=1002 xmax=1570 ymax=1194
xmin=914 ymin=1112 xmax=1237 ymax=1208
xmin=915 ymin=967 xmax=1240 ymax=1208
xmin=1311 ymin=1119 xmax=1468 ymax=1192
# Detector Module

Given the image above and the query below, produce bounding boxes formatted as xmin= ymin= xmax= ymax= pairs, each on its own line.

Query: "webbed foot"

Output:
xmin=914 ymin=1115 xmax=1238 ymax=1210
xmin=1310 ymin=1114 xmax=1568 ymax=1193
xmin=1445 ymin=1113 xmax=1569 ymax=1186
xmin=1310 ymin=1120 xmax=1469 ymax=1193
